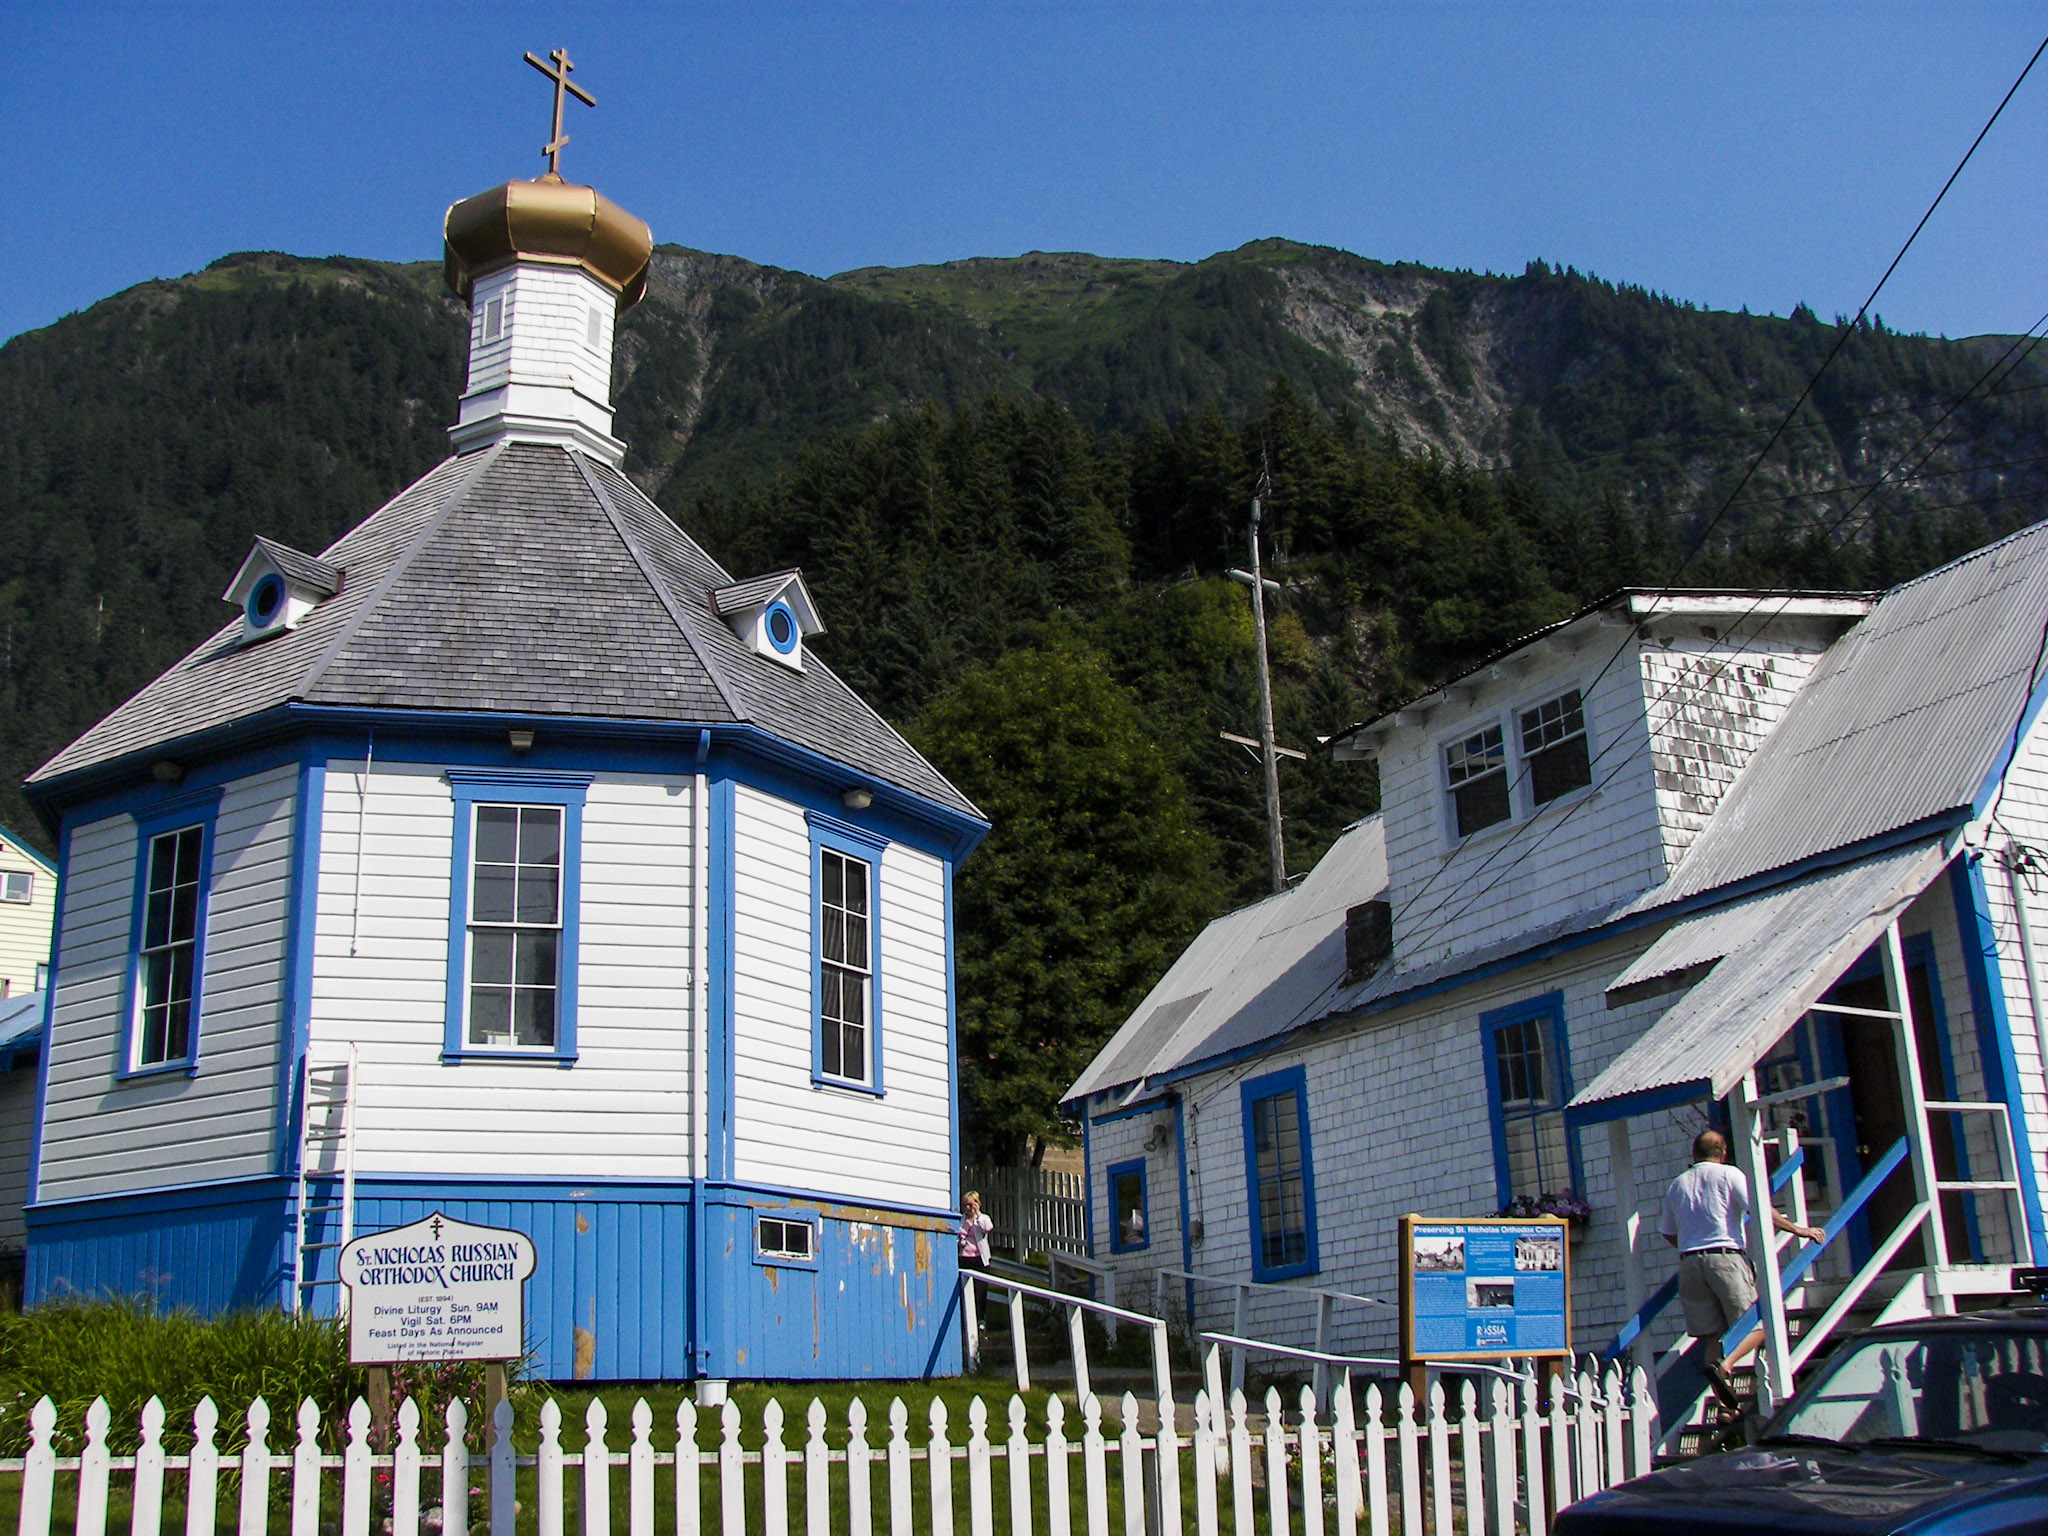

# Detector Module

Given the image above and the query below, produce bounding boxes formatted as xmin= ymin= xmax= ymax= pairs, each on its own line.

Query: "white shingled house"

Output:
xmin=1066 ymin=549 xmax=2048 ymax=1433
xmin=21 ymin=163 xmax=985 ymax=1381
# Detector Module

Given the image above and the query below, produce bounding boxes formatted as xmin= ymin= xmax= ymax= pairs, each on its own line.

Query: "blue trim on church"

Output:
xmin=27 ymin=1175 xmax=961 ymax=1382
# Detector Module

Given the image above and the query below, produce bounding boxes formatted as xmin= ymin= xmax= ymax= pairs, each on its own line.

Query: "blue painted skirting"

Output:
xmin=27 ymin=1176 xmax=961 ymax=1383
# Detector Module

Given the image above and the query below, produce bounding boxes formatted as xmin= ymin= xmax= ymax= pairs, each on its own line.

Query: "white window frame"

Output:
xmin=0 ymin=870 xmax=31 ymax=904
xmin=755 ymin=1214 xmax=818 ymax=1265
xmin=463 ymin=802 xmax=566 ymax=1054
xmin=1436 ymin=679 xmax=1596 ymax=846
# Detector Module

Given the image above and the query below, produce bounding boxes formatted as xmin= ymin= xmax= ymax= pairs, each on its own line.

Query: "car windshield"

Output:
xmin=1772 ymin=1328 xmax=2048 ymax=1455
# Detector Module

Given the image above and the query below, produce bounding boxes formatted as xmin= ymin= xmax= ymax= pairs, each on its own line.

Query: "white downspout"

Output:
xmin=2006 ymin=855 xmax=2048 ymax=1100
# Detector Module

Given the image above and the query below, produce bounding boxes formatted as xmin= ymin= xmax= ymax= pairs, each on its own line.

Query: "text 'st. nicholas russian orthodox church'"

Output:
xmin=21 ymin=59 xmax=987 ymax=1383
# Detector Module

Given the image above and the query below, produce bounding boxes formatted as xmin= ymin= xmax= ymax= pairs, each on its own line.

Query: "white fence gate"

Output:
xmin=963 ymin=1165 xmax=1087 ymax=1260
xmin=5 ymin=1357 xmax=1655 ymax=1536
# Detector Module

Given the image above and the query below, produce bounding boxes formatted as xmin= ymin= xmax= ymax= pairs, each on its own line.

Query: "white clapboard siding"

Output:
xmin=729 ymin=787 xmax=952 ymax=1209
xmin=311 ymin=764 xmax=695 ymax=1179
xmin=38 ymin=765 xmax=298 ymax=1202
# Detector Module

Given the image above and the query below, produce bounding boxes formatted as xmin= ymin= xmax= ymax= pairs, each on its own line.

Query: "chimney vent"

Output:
xmin=1345 ymin=900 xmax=1392 ymax=981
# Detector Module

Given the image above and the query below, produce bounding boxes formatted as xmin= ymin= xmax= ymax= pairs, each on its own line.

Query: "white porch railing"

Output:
xmin=962 ymin=1269 xmax=1173 ymax=1405
xmin=6 ymin=1362 xmax=1657 ymax=1536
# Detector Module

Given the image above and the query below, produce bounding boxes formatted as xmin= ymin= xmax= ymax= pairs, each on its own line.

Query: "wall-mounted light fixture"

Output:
xmin=151 ymin=760 xmax=184 ymax=785
xmin=840 ymin=787 xmax=873 ymax=811
xmin=508 ymin=729 xmax=535 ymax=753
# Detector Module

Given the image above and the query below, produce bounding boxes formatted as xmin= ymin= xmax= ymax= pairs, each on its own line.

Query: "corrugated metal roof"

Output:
xmin=1571 ymin=838 xmax=1948 ymax=1115
xmin=0 ymin=992 xmax=44 ymax=1055
xmin=1063 ymin=816 xmax=1388 ymax=1102
xmin=1629 ymin=520 xmax=2048 ymax=909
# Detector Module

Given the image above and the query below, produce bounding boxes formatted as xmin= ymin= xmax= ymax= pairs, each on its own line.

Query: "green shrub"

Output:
xmin=0 ymin=1300 xmax=516 ymax=1454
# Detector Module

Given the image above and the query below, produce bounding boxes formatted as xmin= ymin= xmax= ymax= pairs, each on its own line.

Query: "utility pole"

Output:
xmin=1246 ymin=466 xmax=1286 ymax=894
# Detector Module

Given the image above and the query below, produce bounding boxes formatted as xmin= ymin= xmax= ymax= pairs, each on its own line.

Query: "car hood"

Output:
xmin=1554 ymin=1444 xmax=2048 ymax=1534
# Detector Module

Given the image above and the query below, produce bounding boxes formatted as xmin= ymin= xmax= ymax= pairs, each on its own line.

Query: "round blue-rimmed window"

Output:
xmin=247 ymin=573 xmax=286 ymax=627
xmin=765 ymin=600 xmax=799 ymax=655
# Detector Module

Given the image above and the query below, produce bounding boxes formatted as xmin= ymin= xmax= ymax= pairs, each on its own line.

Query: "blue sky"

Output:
xmin=5 ymin=3 xmax=2045 ymax=344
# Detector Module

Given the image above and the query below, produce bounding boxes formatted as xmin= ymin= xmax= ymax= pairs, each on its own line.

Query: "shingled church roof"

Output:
xmin=32 ymin=441 xmax=979 ymax=820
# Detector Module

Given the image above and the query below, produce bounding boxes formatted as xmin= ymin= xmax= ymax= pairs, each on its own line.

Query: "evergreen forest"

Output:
xmin=2 ymin=239 xmax=2045 ymax=1157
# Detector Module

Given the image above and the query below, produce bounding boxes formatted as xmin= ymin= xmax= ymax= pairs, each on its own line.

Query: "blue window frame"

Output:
xmin=1241 ymin=1065 xmax=1318 ymax=1280
xmin=443 ymin=770 xmax=591 ymax=1063
xmin=1107 ymin=1158 xmax=1149 ymax=1252
xmin=1480 ymin=992 xmax=1582 ymax=1208
xmin=119 ymin=788 xmax=224 ymax=1078
xmin=807 ymin=811 xmax=888 ymax=1095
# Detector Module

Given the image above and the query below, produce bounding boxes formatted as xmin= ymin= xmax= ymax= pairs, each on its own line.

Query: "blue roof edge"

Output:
xmin=23 ymin=702 xmax=991 ymax=864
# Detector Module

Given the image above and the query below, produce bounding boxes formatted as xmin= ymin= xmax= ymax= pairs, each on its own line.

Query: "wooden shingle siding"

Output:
xmin=310 ymin=763 xmax=696 ymax=1179
xmin=729 ymin=787 xmax=951 ymax=1209
xmin=1376 ymin=647 xmax=1665 ymax=974
xmin=38 ymin=765 xmax=297 ymax=1203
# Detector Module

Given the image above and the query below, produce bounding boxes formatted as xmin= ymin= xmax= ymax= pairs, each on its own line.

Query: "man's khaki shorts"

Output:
xmin=1678 ymin=1248 xmax=1756 ymax=1361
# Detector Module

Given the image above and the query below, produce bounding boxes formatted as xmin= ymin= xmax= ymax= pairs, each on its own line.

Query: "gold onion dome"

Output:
xmin=442 ymin=173 xmax=654 ymax=311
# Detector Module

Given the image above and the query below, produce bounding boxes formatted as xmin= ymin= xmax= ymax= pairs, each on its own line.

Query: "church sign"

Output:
xmin=339 ymin=1212 xmax=535 ymax=1364
xmin=1399 ymin=1214 xmax=1571 ymax=1364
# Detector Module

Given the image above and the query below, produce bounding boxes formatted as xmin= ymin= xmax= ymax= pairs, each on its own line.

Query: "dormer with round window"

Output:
xmin=711 ymin=570 xmax=824 ymax=671
xmin=221 ymin=537 xmax=342 ymax=646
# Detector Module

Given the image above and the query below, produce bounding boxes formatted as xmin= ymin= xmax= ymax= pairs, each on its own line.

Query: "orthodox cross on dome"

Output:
xmin=524 ymin=47 xmax=596 ymax=177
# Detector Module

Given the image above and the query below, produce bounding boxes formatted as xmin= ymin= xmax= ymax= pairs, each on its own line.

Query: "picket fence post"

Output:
xmin=441 ymin=1399 xmax=469 ymax=1536
xmin=1117 ymin=1393 xmax=1146 ymax=1536
xmin=586 ymin=1398 xmax=613 ymax=1536
xmin=241 ymin=1397 xmax=275 ymax=1536
xmin=392 ymin=1398 xmax=422 ymax=1536
xmin=1005 ymin=1397 xmax=1033 ymax=1536
xmin=290 ymin=1399 xmax=322 ymax=1536
xmin=1227 ymin=1389 xmax=1254 ymax=1536
xmin=848 ymin=1397 xmax=875 ymax=1536
xmin=763 ymin=1398 xmax=790 ymax=1536
xmin=1427 ymin=1381 xmax=1451 ymax=1536
xmin=20 ymin=1396 xmax=55 ymax=1536
xmin=538 ymin=1398 xmax=565 ymax=1536
xmin=1331 ymin=1376 xmax=1362 ymax=1536
xmin=806 ymin=1400 xmax=832 ymax=1536
xmin=928 ymin=1400 xmax=954 ymax=1536
xmin=1458 ymin=1381 xmax=1483 ymax=1536
xmin=188 ymin=1396 xmax=222 ymax=1536
xmin=343 ymin=1399 xmax=372 ymax=1536
xmin=1520 ymin=1375 xmax=1547 ymax=1536
xmin=1574 ymin=1367 xmax=1600 ymax=1496
xmin=1601 ymin=1363 xmax=1626 ymax=1485
xmin=1155 ymin=1388 xmax=1182 ymax=1536
xmin=675 ymin=1401 xmax=702 ymax=1536
xmin=1296 ymin=1386 xmax=1323 ymax=1536
xmin=1080 ymin=1395 xmax=1108 ymax=1536
xmin=76 ymin=1397 xmax=110 ymax=1536
xmin=630 ymin=1399 xmax=655 ymax=1536
xmin=887 ymin=1398 xmax=912 ymax=1536
xmin=967 ymin=1398 xmax=994 ymax=1536
xmin=1491 ymin=1380 xmax=1520 ymax=1536
xmin=1044 ymin=1396 xmax=1073 ymax=1536
xmin=1362 ymin=1385 xmax=1389 ymax=1536
xmin=1630 ymin=1365 xmax=1656 ymax=1479
xmin=1261 ymin=1387 xmax=1289 ymax=1536
xmin=1190 ymin=1392 xmax=1219 ymax=1536
xmin=490 ymin=1398 xmax=516 ymax=1536
xmin=1548 ymin=1373 xmax=1573 ymax=1511
xmin=720 ymin=1401 xmax=745 ymax=1536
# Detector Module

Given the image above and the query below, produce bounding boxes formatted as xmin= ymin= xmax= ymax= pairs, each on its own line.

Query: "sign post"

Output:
xmin=1399 ymin=1214 xmax=1571 ymax=1399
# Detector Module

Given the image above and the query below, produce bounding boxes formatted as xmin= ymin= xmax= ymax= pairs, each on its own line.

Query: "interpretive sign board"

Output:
xmin=1399 ymin=1213 xmax=1570 ymax=1363
xmin=339 ymin=1211 xmax=535 ymax=1364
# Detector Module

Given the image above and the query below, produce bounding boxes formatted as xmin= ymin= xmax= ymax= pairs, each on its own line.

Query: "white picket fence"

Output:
xmin=4 ymin=1358 xmax=1656 ymax=1536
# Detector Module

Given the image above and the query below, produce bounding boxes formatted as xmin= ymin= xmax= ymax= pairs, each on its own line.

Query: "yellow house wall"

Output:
xmin=0 ymin=834 xmax=54 ymax=998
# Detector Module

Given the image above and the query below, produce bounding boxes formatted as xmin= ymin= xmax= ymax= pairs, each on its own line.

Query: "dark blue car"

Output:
xmin=1554 ymin=1309 xmax=2048 ymax=1534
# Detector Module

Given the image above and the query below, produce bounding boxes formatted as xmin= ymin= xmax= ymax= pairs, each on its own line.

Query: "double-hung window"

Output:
xmin=1520 ymin=689 xmax=1591 ymax=806
xmin=1481 ymin=993 xmax=1580 ymax=1207
xmin=1241 ymin=1066 xmax=1318 ymax=1280
xmin=444 ymin=771 xmax=590 ymax=1062
xmin=121 ymin=790 xmax=221 ymax=1076
xmin=808 ymin=812 xmax=889 ymax=1094
xmin=1444 ymin=725 xmax=1510 ymax=838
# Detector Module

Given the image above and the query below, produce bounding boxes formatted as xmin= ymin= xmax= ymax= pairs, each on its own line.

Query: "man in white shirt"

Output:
xmin=1661 ymin=1129 xmax=1824 ymax=1407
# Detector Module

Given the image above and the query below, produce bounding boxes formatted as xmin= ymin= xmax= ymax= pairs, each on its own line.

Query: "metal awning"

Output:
xmin=1568 ymin=838 xmax=1952 ymax=1125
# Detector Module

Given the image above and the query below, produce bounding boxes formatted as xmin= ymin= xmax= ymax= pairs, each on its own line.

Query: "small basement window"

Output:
xmin=756 ymin=1214 xmax=817 ymax=1264
xmin=1521 ymin=690 xmax=1592 ymax=806
xmin=1445 ymin=725 xmax=1510 ymax=838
